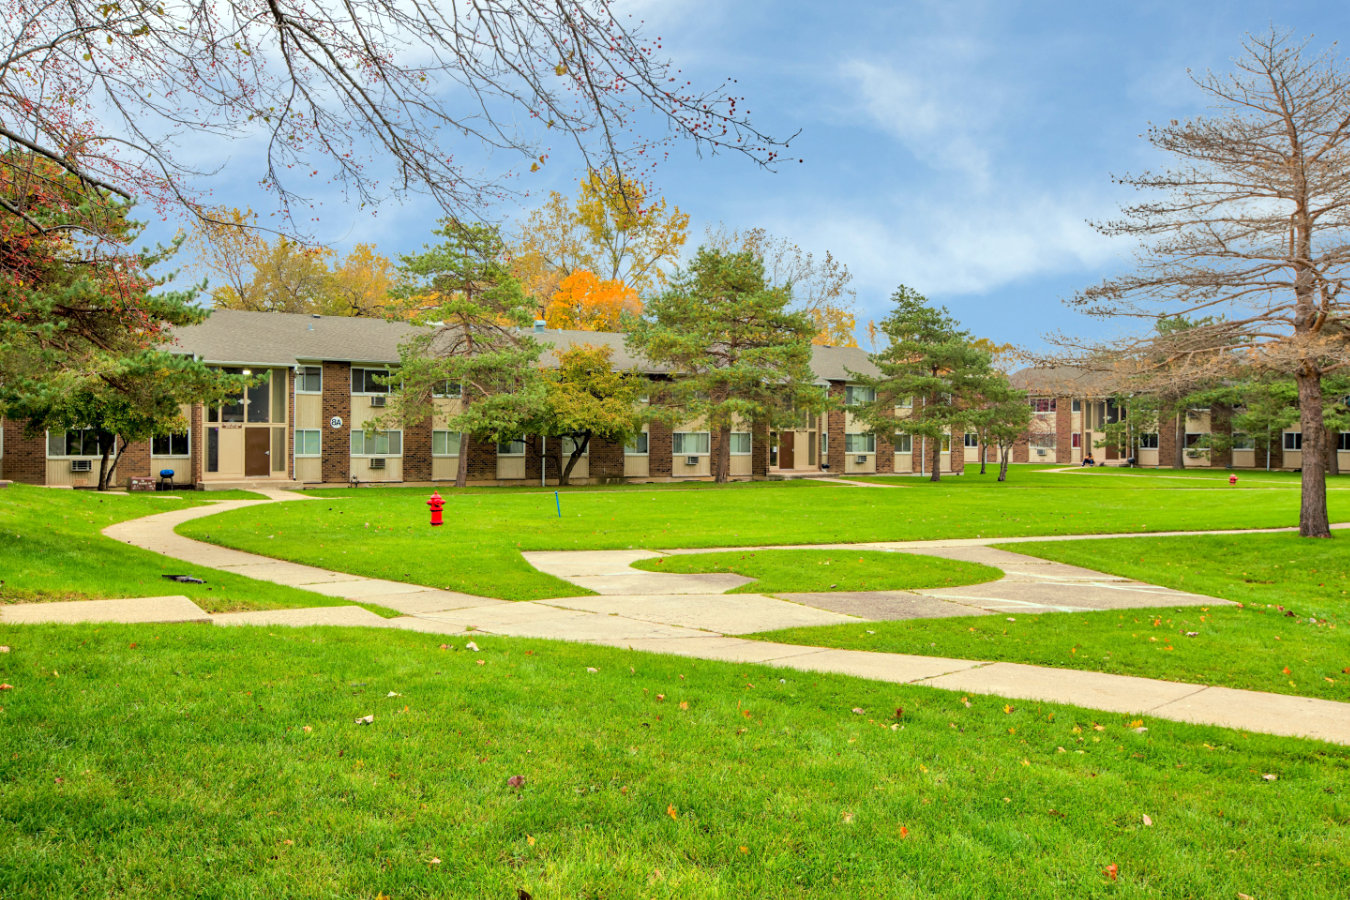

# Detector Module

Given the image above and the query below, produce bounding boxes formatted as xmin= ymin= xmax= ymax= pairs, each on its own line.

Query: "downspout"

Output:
xmin=290 ymin=366 xmax=297 ymax=483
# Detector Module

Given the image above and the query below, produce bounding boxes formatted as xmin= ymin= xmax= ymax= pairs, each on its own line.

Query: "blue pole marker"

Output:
xmin=555 ymin=491 xmax=561 ymax=518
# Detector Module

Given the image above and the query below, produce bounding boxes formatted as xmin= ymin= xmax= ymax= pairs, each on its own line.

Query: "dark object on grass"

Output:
xmin=162 ymin=574 xmax=206 ymax=584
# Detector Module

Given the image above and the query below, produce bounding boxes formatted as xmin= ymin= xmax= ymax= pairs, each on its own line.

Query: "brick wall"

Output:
xmin=2 ymin=420 xmax=45 ymax=484
xmin=466 ymin=434 xmax=498 ymax=481
xmin=590 ymin=435 xmax=625 ymax=481
xmin=876 ymin=411 xmax=895 ymax=473
xmin=404 ymin=410 xmax=433 ymax=482
xmin=1012 ymin=434 xmax=1029 ymax=464
xmin=951 ymin=437 xmax=965 ymax=474
xmin=826 ymin=382 xmax=846 ymax=472
xmin=751 ymin=421 xmax=769 ymax=478
xmin=119 ymin=439 xmax=151 ymax=487
xmin=1055 ymin=400 xmax=1073 ymax=463
xmin=1158 ymin=412 xmax=1178 ymax=469
xmin=649 ymin=421 xmax=673 ymax=477
xmin=1210 ymin=404 xmax=1232 ymax=468
xmin=321 ymin=361 xmax=352 ymax=484
xmin=190 ymin=404 xmax=205 ymax=486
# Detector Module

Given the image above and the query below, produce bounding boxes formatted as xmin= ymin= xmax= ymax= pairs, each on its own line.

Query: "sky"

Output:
xmin=145 ymin=0 xmax=1350 ymax=352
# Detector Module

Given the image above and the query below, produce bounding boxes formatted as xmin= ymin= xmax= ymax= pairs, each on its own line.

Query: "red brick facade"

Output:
xmin=321 ymin=361 xmax=352 ymax=484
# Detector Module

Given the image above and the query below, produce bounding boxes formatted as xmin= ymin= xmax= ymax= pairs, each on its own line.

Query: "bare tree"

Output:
xmin=1069 ymin=30 xmax=1350 ymax=537
xmin=1 ymin=1 xmax=794 ymax=239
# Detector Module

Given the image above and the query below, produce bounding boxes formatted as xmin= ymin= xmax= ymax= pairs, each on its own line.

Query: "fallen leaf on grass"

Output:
xmin=526 ymin=835 xmax=536 ymax=846
xmin=0 ymin=646 xmax=8 ymax=653
xmin=1142 ymin=814 xmax=1153 ymax=827
xmin=355 ymin=715 xmax=374 ymax=725
xmin=476 ymin=660 xmax=486 ymax=666
xmin=667 ymin=804 xmax=678 ymax=820
xmin=841 ymin=811 xmax=855 ymax=823
xmin=586 ymin=667 xmax=598 ymax=673
xmin=1104 ymin=863 xmax=1118 ymax=881
xmin=1262 ymin=773 xmax=1278 ymax=782
xmin=466 ymin=641 xmax=480 ymax=652
xmin=0 ymin=684 xmax=12 ymax=691
xmin=899 ymin=825 xmax=909 ymax=838
xmin=679 ymin=701 xmax=689 ymax=710
xmin=738 ymin=845 xmax=748 ymax=854
xmin=429 ymin=857 xmax=441 ymax=865
xmin=851 ymin=707 xmax=865 ymax=715
xmin=302 ymin=726 xmax=313 ymax=733
xmin=387 ymin=691 xmax=402 ymax=697
xmin=507 ymin=775 xmax=525 ymax=789
xmin=1003 ymin=704 xmax=1015 ymax=714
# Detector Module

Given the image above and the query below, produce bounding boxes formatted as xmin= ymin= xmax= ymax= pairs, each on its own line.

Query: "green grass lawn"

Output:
xmin=176 ymin=469 xmax=1347 ymax=601
xmin=0 ymin=484 xmax=392 ymax=615
xmin=632 ymin=549 xmax=1000 ymax=594
xmin=2 ymin=624 xmax=1346 ymax=899
xmin=751 ymin=531 xmax=1350 ymax=701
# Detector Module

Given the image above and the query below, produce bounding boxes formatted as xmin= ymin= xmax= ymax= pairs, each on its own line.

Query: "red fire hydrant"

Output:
xmin=427 ymin=490 xmax=445 ymax=526
xmin=1229 ymin=474 xmax=1238 ymax=486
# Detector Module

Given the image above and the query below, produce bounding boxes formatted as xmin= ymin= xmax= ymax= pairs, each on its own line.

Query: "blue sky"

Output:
xmin=149 ymin=0 xmax=1350 ymax=351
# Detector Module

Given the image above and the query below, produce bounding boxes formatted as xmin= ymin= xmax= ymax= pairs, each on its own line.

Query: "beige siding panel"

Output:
xmin=729 ymin=455 xmax=751 ymax=476
xmin=564 ymin=454 xmax=590 ymax=479
xmin=432 ymin=457 xmax=460 ymax=481
xmin=1138 ymin=448 xmax=1159 ymax=466
xmin=845 ymin=454 xmax=877 ymax=474
xmin=1284 ymin=450 xmax=1302 ymax=469
xmin=1232 ymin=450 xmax=1255 ymax=468
xmin=45 ymin=460 xmax=106 ymax=488
xmin=893 ymin=452 xmax=912 ymax=472
xmin=497 ymin=456 xmax=526 ymax=480
xmin=295 ymin=457 xmax=322 ymax=483
xmin=296 ymin=394 xmax=323 ymax=429
xmin=624 ymin=455 xmax=650 ymax=477
xmin=353 ymin=457 xmax=402 ymax=482
xmin=672 ymin=455 xmax=710 ymax=477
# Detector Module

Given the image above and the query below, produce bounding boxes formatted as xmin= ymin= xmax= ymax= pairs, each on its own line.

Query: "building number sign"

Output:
xmin=329 ymin=416 xmax=343 ymax=429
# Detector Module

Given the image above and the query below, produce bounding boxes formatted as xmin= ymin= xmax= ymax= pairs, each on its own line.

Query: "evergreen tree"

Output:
xmin=627 ymin=248 xmax=823 ymax=483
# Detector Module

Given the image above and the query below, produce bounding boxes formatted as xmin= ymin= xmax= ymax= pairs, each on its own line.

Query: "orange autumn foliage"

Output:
xmin=544 ymin=269 xmax=641 ymax=331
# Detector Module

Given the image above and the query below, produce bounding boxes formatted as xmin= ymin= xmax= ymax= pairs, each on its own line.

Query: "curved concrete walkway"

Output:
xmin=10 ymin=492 xmax=1337 ymax=745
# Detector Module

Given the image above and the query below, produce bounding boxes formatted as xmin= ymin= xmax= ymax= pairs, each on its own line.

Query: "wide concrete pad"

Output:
xmin=522 ymin=549 xmax=664 ymax=578
xmin=920 ymin=662 xmax=1208 ymax=714
xmin=0 ymin=595 xmax=211 ymax=625
xmin=300 ymin=578 xmax=435 ymax=599
xmin=209 ymin=561 xmax=370 ymax=585
xmin=1151 ymin=686 xmax=1350 ymax=745
xmin=212 ymin=606 xmax=390 ymax=628
xmin=777 ymin=591 xmax=997 ymax=621
xmin=562 ymin=572 xmax=754 ymax=595
xmin=545 ymin=593 xmax=859 ymax=635
xmin=917 ymin=580 xmax=1227 ymax=612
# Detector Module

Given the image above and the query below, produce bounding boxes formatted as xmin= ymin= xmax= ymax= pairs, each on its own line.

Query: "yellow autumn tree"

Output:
xmin=187 ymin=206 xmax=267 ymax=308
xmin=543 ymin=269 xmax=642 ymax=331
xmin=325 ymin=243 xmax=406 ymax=319
xmin=511 ymin=168 xmax=688 ymax=308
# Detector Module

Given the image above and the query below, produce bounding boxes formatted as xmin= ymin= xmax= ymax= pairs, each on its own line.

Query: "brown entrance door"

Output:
xmin=780 ymin=431 xmax=795 ymax=470
xmin=245 ymin=428 xmax=271 ymax=477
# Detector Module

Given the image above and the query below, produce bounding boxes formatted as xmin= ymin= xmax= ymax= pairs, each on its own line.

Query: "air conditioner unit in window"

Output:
xmin=369 ymin=395 xmax=387 ymax=407
xmin=369 ymin=458 xmax=386 ymax=470
xmin=70 ymin=459 xmax=93 ymax=473
xmin=855 ymin=455 xmax=868 ymax=463
xmin=1036 ymin=448 xmax=1047 ymax=456
xmin=685 ymin=455 xmax=700 ymax=465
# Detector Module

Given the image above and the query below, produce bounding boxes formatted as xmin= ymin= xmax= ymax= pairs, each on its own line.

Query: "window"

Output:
xmin=1138 ymin=433 xmax=1159 ymax=449
xmin=1071 ymin=398 xmax=1081 ymax=412
xmin=1071 ymin=433 xmax=1081 ymax=449
xmin=295 ymin=429 xmax=322 ymax=457
xmin=432 ymin=431 xmax=462 ymax=457
xmin=151 ymin=432 xmax=190 ymax=457
xmin=351 ymin=430 xmax=402 ymax=456
xmin=47 ymin=428 xmax=103 ymax=457
xmin=892 ymin=433 xmax=912 ymax=453
xmin=246 ymin=370 xmax=272 ymax=423
xmin=844 ymin=433 xmax=876 ymax=454
xmin=1231 ymin=433 xmax=1255 ymax=450
xmin=844 ymin=384 xmax=876 ymax=406
xmin=497 ymin=439 xmax=526 ymax=457
xmin=1187 ymin=407 xmax=1209 ymax=417
xmin=1029 ymin=433 xmax=1056 ymax=450
xmin=296 ymin=366 xmax=322 ymax=393
xmin=964 ymin=432 xmax=980 ymax=448
xmin=729 ymin=432 xmax=752 ymax=455
xmin=820 ymin=432 xmax=828 ymax=457
xmin=432 ymin=381 xmax=461 ymax=399
xmin=561 ymin=435 xmax=589 ymax=456
xmin=351 ymin=367 xmax=392 ymax=394
xmin=1283 ymin=431 xmax=1303 ymax=451
xmin=1030 ymin=398 xmax=1056 ymax=413
xmin=897 ymin=396 xmax=913 ymax=409
xmin=625 ymin=432 xmax=649 ymax=455
xmin=1339 ymin=432 xmax=1350 ymax=452
xmin=1184 ymin=432 xmax=1206 ymax=447
xmin=672 ymin=432 xmax=710 ymax=455
xmin=940 ymin=434 xmax=952 ymax=452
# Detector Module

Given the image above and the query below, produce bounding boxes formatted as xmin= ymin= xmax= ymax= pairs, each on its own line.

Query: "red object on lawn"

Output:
xmin=427 ymin=490 xmax=445 ymax=526
xmin=1229 ymin=474 xmax=1238 ymax=485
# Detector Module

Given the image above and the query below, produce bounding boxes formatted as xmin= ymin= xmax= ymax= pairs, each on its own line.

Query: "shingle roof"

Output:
xmin=169 ymin=309 xmax=880 ymax=382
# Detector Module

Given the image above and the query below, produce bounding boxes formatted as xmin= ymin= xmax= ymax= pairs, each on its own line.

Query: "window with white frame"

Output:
xmin=1138 ymin=433 xmax=1160 ymax=449
xmin=1338 ymin=432 xmax=1350 ymax=452
xmin=497 ymin=439 xmax=526 ymax=457
xmin=295 ymin=429 xmax=322 ymax=457
xmin=561 ymin=435 xmax=589 ymax=456
xmin=151 ymin=432 xmax=190 ymax=457
xmin=1231 ymin=433 xmax=1255 ymax=450
xmin=964 ymin=432 xmax=979 ymax=448
xmin=351 ymin=430 xmax=402 ymax=456
xmin=844 ymin=433 xmax=876 ymax=454
xmin=940 ymin=434 xmax=952 ymax=452
xmin=432 ymin=431 xmax=461 ymax=457
xmin=1071 ymin=398 xmax=1081 ymax=412
xmin=892 ymin=433 xmax=912 ymax=453
xmin=672 ymin=432 xmax=710 ymax=455
xmin=1071 ymin=433 xmax=1082 ymax=449
xmin=1029 ymin=433 xmax=1056 ymax=450
xmin=625 ymin=432 xmax=649 ymax=455
xmin=1030 ymin=398 xmax=1056 ymax=413
xmin=1283 ymin=431 xmax=1303 ymax=451
xmin=1185 ymin=432 xmax=1207 ymax=448
xmin=47 ymin=428 xmax=104 ymax=458
xmin=729 ymin=432 xmax=752 ymax=455
xmin=296 ymin=366 xmax=322 ymax=393
xmin=432 ymin=381 xmax=461 ymax=399
xmin=844 ymin=384 xmax=876 ymax=406
xmin=351 ymin=367 xmax=392 ymax=394
xmin=896 ymin=396 xmax=913 ymax=409
xmin=820 ymin=432 xmax=828 ymax=457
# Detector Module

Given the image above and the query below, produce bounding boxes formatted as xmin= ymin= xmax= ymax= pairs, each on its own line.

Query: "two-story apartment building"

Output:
xmin=0 ymin=310 xmax=967 ymax=489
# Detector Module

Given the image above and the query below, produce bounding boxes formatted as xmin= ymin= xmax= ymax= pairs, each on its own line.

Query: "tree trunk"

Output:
xmin=1326 ymin=424 xmax=1340 ymax=477
xmin=978 ymin=431 xmax=987 ymax=475
xmin=559 ymin=433 xmax=590 ymax=487
xmin=1173 ymin=411 xmax=1186 ymax=469
xmin=715 ymin=424 xmax=732 ymax=483
xmin=97 ymin=444 xmax=113 ymax=491
xmin=998 ymin=445 xmax=1010 ymax=482
xmin=455 ymin=436 xmax=469 ymax=488
xmin=929 ymin=434 xmax=941 ymax=482
xmin=1296 ymin=369 xmax=1332 ymax=537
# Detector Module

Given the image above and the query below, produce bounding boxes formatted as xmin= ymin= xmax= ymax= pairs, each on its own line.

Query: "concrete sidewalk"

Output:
xmin=31 ymin=493 xmax=1338 ymax=746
